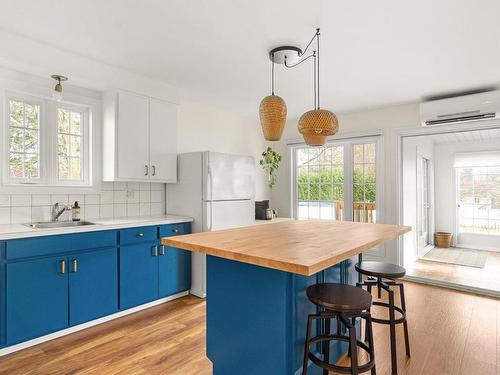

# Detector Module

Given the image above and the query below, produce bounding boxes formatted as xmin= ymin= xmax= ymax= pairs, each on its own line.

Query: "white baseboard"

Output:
xmin=403 ymin=275 xmax=500 ymax=298
xmin=456 ymin=243 xmax=500 ymax=253
xmin=0 ymin=291 xmax=189 ymax=357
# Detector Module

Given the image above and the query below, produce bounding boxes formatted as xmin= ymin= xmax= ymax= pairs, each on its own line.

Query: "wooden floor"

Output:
xmin=406 ymin=249 xmax=500 ymax=292
xmin=0 ymin=282 xmax=498 ymax=375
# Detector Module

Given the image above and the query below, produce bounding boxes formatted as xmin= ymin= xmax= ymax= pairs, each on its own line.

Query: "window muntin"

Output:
xmin=57 ymin=108 xmax=83 ymax=181
xmin=457 ymin=166 xmax=500 ymax=235
xmin=8 ymin=99 xmax=40 ymax=180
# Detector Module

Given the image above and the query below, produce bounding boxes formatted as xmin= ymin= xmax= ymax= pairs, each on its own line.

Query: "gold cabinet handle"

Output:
xmin=160 ymin=245 xmax=165 ymax=256
xmin=60 ymin=260 xmax=66 ymax=274
xmin=72 ymin=259 xmax=78 ymax=273
xmin=152 ymin=245 xmax=158 ymax=257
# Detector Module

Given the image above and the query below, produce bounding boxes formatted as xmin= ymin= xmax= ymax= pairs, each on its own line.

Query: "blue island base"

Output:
xmin=206 ymin=255 xmax=357 ymax=375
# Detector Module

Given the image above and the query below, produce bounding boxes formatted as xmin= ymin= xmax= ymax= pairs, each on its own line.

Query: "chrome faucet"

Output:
xmin=51 ymin=203 xmax=71 ymax=222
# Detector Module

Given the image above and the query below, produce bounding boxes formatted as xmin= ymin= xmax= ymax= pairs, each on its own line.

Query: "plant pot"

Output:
xmin=434 ymin=232 xmax=452 ymax=248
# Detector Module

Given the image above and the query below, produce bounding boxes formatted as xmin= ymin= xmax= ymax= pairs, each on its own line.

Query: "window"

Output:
xmin=4 ymin=94 xmax=90 ymax=186
xmin=8 ymin=99 xmax=40 ymax=181
xmin=294 ymin=139 xmax=379 ymax=223
xmin=457 ymin=160 xmax=500 ymax=235
xmin=57 ymin=108 xmax=83 ymax=181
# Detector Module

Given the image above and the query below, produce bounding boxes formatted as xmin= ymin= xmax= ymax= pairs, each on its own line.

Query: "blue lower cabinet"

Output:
xmin=69 ymin=248 xmax=118 ymax=326
xmin=120 ymin=243 xmax=159 ymax=309
xmin=159 ymin=245 xmax=191 ymax=297
xmin=6 ymin=256 xmax=69 ymax=345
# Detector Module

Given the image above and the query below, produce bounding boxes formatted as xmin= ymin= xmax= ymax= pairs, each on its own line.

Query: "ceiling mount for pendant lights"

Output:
xmin=260 ymin=28 xmax=338 ymax=146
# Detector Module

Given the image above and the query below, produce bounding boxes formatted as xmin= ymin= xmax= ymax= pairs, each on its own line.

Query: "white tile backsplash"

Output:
xmin=11 ymin=206 xmax=31 ymax=223
xmin=32 ymin=194 xmax=51 ymax=206
xmin=32 ymin=206 xmax=51 ymax=222
xmin=0 ymin=195 xmax=11 ymax=207
xmin=11 ymin=194 xmax=31 ymax=207
xmin=0 ymin=182 xmax=166 ymax=224
xmin=51 ymin=195 xmax=69 ymax=205
xmin=85 ymin=194 xmax=100 ymax=205
xmin=0 ymin=207 xmax=10 ymax=224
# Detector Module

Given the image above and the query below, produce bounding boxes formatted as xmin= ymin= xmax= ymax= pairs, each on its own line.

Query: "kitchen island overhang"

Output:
xmin=162 ymin=220 xmax=410 ymax=375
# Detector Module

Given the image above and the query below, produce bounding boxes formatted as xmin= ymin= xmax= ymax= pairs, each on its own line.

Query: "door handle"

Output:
xmin=60 ymin=260 xmax=66 ymax=274
xmin=152 ymin=165 xmax=156 ymax=176
xmin=144 ymin=165 xmax=149 ymax=176
xmin=72 ymin=259 xmax=78 ymax=273
xmin=160 ymin=245 xmax=165 ymax=255
xmin=152 ymin=245 xmax=158 ymax=257
xmin=172 ymin=228 xmax=179 ymax=234
xmin=136 ymin=232 xmax=144 ymax=237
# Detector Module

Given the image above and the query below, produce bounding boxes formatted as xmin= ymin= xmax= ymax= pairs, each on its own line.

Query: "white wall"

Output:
xmin=434 ymin=138 xmax=500 ymax=251
xmin=270 ymin=103 xmax=420 ymax=262
xmin=177 ymin=101 xmax=270 ymax=201
xmin=401 ymin=136 xmax=434 ymax=265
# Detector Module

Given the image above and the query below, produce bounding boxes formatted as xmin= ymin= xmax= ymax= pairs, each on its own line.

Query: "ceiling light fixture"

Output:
xmin=262 ymin=28 xmax=338 ymax=146
xmin=51 ymin=75 xmax=68 ymax=101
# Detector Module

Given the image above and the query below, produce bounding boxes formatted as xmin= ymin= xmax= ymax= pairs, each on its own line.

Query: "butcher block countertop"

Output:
xmin=162 ymin=220 xmax=411 ymax=276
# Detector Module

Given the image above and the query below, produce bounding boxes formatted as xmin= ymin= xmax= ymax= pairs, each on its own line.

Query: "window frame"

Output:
xmin=456 ymin=164 xmax=500 ymax=236
xmin=3 ymin=92 xmax=91 ymax=187
xmin=53 ymin=102 xmax=90 ymax=186
xmin=290 ymin=135 xmax=383 ymax=223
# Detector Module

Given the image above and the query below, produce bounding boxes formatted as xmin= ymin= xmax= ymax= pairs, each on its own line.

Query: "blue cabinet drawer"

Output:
xmin=6 ymin=231 xmax=117 ymax=260
xmin=159 ymin=223 xmax=191 ymax=238
xmin=120 ymin=226 xmax=157 ymax=245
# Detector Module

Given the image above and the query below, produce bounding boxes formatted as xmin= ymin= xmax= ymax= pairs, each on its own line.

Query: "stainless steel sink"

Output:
xmin=24 ymin=221 xmax=98 ymax=229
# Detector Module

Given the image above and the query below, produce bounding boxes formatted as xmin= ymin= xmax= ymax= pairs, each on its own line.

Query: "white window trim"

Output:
xmin=3 ymin=91 xmax=92 ymax=188
xmin=53 ymin=102 xmax=90 ymax=186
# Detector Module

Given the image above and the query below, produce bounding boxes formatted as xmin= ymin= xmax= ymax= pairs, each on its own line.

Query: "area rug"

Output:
xmin=421 ymin=247 xmax=488 ymax=268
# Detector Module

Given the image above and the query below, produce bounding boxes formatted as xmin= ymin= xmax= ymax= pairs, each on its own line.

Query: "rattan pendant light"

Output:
xmin=298 ymin=30 xmax=338 ymax=146
xmin=259 ymin=53 xmax=287 ymax=141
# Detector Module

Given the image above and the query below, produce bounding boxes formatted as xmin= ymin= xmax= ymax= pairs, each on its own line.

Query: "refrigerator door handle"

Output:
xmin=207 ymin=201 xmax=212 ymax=232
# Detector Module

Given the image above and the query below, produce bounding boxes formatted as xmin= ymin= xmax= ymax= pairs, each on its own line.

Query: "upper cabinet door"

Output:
xmin=149 ymin=98 xmax=177 ymax=182
xmin=117 ymin=91 xmax=150 ymax=180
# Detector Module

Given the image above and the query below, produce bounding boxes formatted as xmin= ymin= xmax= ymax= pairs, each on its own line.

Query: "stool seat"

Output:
xmin=306 ymin=283 xmax=372 ymax=312
xmin=355 ymin=261 xmax=406 ymax=279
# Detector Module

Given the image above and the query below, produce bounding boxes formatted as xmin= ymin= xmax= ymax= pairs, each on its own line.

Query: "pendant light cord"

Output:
xmin=313 ymin=51 xmax=317 ymax=109
xmin=316 ymin=28 xmax=320 ymax=109
xmin=271 ymin=53 xmax=275 ymax=95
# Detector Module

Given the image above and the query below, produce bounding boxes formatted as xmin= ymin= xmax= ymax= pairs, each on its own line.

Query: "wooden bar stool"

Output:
xmin=303 ymin=283 xmax=376 ymax=375
xmin=355 ymin=261 xmax=411 ymax=375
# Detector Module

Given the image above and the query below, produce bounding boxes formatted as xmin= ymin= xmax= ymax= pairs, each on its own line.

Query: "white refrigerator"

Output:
xmin=166 ymin=151 xmax=256 ymax=298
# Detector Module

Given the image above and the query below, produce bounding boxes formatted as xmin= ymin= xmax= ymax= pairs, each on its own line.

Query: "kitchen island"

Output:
xmin=162 ymin=220 xmax=410 ymax=375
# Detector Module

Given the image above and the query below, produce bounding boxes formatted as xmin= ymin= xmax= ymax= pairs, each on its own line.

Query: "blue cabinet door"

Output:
xmin=120 ymin=243 xmax=159 ymax=309
xmin=69 ymin=248 xmax=118 ymax=326
xmin=6 ymin=256 xmax=69 ymax=345
xmin=158 ymin=245 xmax=191 ymax=297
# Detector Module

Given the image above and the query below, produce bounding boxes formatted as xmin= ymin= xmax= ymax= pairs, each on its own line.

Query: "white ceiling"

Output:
xmin=428 ymin=128 xmax=500 ymax=144
xmin=2 ymin=0 xmax=500 ymax=117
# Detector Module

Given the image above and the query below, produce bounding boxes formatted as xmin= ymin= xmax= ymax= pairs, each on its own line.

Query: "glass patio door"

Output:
xmin=294 ymin=138 xmax=379 ymax=224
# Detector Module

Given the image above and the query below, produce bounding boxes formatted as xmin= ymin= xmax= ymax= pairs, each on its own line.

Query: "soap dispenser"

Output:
xmin=72 ymin=201 xmax=81 ymax=222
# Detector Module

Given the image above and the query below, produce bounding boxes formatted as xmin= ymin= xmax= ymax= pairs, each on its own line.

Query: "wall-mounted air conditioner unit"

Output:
xmin=420 ymin=90 xmax=500 ymax=126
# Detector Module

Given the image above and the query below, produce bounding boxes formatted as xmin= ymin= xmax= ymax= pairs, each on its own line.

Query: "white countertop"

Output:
xmin=0 ymin=215 xmax=193 ymax=241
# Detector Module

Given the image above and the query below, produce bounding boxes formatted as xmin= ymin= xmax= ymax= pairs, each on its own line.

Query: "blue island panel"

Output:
xmin=206 ymin=255 xmax=355 ymax=375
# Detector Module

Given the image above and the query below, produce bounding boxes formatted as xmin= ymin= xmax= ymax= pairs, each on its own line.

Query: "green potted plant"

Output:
xmin=260 ymin=147 xmax=282 ymax=188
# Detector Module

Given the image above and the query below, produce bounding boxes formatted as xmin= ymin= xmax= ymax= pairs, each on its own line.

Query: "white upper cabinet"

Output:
xmin=117 ymin=91 xmax=150 ymax=180
xmin=102 ymin=90 xmax=178 ymax=183
xmin=149 ymin=98 xmax=177 ymax=182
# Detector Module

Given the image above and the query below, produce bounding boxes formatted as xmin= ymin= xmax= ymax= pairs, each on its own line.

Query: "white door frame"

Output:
xmin=416 ymin=151 xmax=434 ymax=256
xmin=395 ymin=119 xmax=500 ymax=296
